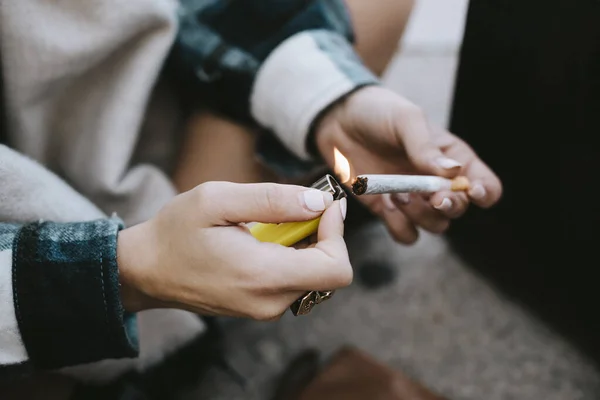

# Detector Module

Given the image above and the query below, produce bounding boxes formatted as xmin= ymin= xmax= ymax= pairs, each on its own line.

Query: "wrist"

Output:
xmin=311 ymin=98 xmax=349 ymax=164
xmin=309 ymin=85 xmax=372 ymax=159
xmin=117 ymin=222 xmax=158 ymax=313
xmin=309 ymin=98 xmax=344 ymax=160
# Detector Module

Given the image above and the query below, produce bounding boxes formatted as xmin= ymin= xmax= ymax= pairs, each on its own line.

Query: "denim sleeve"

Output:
xmin=0 ymin=218 xmax=138 ymax=380
xmin=170 ymin=0 xmax=379 ymax=175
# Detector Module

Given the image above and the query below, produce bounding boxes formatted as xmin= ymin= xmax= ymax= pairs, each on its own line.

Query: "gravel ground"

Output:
xmin=181 ymin=224 xmax=600 ymax=400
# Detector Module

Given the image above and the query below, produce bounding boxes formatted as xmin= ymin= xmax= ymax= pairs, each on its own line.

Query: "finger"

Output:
xmin=392 ymin=194 xmax=450 ymax=234
xmin=466 ymin=172 xmax=503 ymax=209
xmin=247 ymin=292 xmax=307 ymax=321
xmin=278 ymin=200 xmax=353 ymax=291
xmin=316 ymin=198 xmax=347 ymax=254
xmin=394 ymin=102 xmax=463 ymax=177
xmin=434 ymin=130 xmax=503 ymax=208
xmin=362 ymin=194 xmax=419 ymax=244
xmin=458 ymin=149 xmax=502 ymax=208
xmin=429 ymin=191 xmax=469 ymax=219
xmin=262 ymin=288 xmax=334 ymax=321
xmin=382 ymin=204 xmax=420 ymax=244
xmin=195 ymin=182 xmax=334 ymax=225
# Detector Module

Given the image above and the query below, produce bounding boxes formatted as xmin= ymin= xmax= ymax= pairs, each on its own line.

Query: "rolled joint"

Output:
xmin=351 ymin=174 xmax=471 ymax=195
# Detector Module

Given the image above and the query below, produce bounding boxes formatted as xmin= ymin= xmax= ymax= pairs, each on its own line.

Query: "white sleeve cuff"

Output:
xmin=250 ymin=30 xmax=378 ymax=160
xmin=0 ymin=247 xmax=28 ymax=366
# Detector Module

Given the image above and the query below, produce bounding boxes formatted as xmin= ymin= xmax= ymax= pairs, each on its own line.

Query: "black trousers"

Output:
xmin=448 ymin=0 xmax=600 ymax=361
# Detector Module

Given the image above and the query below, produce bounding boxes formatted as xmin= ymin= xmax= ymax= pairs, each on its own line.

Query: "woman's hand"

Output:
xmin=315 ymin=86 xmax=502 ymax=244
xmin=117 ymin=182 xmax=350 ymax=320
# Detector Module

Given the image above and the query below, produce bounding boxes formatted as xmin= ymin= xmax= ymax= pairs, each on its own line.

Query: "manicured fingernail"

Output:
xmin=434 ymin=197 xmax=453 ymax=211
xmin=339 ymin=197 xmax=347 ymax=220
xmin=468 ymin=183 xmax=486 ymax=201
xmin=303 ymin=190 xmax=333 ymax=212
xmin=383 ymin=194 xmax=396 ymax=211
xmin=393 ymin=193 xmax=411 ymax=205
xmin=435 ymin=156 xmax=462 ymax=170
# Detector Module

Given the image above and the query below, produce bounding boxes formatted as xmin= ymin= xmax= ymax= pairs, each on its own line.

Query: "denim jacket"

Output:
xmin=173 ymin=0 xmax=354 ymax=120
xmin=171 ymin=0 xmax=379 ymax=173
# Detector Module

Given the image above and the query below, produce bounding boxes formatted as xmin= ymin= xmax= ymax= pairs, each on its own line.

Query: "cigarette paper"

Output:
xmin=352 ymin=175 xmax=470 ymax=195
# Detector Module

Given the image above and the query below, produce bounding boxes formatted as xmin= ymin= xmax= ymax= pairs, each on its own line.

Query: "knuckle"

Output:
xmin=402 ymin=236 xmax=419 ymax=245
xmin=427 ymin=219 xmax=450 ymax=234
xmin=327 ymin=261 xmax=353 ymax=288
xmin=449 ymin=203 xmax=469 ymax=219
xmin=386 ymin=220 xmax=420 ymax=244
xmin=404 ymin=103 xmax=425 ymax=120
xmin=337 ymin=262 xmax=354 ymax=287
xmin=251 ymin=303 xmax=286 ymax=321
xmin=316 ymin=254 xmax=354 ymax=289
xmin=245 ymin=263 xmax=274 ymax=291
xmin=397 ymin=229 xmax=419 ymax=245
xmin=449 ymin=209 xmax=467 ymax=220
xmin=194 ymin=181 xmax=221 ymax=206
xmin=264 ymin=312 xmax=286 ymax=322
xmin=261 ymin=183 xmax=287 ymax=216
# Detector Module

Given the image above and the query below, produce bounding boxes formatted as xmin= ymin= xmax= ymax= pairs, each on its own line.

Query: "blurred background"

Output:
xmin=178 ymin=2 xmax=600 ymax=399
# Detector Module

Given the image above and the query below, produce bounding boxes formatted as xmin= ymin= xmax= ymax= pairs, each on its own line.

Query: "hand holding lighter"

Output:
xmin=249 ymin=175 xmax=346 ymax=316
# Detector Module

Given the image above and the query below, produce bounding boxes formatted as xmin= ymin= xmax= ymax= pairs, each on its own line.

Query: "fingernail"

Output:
xmin=303 ymin=190 xmax=333 ymax=212
xmin=339 ymin=197 xmax=347 ymax=220
xmin=393 ymin=193 xmax=411 ymax=205
xmin=434 ymin=197 xmax=453 ymax=211
xmin=435 ymin=156 xmax=462 ymax=170
xmin=468 ymin=183 xmax=486 ymax=201
xmin=383 ymin=194 xmax=396 ymax=211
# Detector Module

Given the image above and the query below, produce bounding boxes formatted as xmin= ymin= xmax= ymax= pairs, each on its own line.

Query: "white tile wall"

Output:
xmin=402 ymin=0 xmax=469 ymax=54
xmin=382 ymin=0 xmax=469 ymax=127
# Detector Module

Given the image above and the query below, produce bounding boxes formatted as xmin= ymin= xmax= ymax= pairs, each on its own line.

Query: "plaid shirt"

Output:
xmin=0 ymin=219 xmax=137 ymax=379
xmin=1 ymin=0 xmax=379 ymax=377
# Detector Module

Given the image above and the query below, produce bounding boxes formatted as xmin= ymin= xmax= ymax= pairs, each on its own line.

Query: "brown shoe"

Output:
xmin=274 ymin=346 xmax=448 ymax=400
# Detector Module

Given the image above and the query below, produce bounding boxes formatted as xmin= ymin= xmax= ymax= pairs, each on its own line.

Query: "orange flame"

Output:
xmin=333 ymin=147 xmax=351 ymax=184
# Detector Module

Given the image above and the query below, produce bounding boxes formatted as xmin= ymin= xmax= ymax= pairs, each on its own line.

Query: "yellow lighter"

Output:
xmin=249 ymin=174 xmax=347 ymax=315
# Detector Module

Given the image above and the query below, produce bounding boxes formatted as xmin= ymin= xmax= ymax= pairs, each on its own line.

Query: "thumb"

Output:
xmin=310 ymin=198 xmax=352 ymax=288
xmin=317 ymin=197 xmax=348 ymax=247
xmin=272 ymin=198 xmax=352 ymax=291
xmin=197 ymin=182 xmax=334 ymax=225
xmin=316 ymin=197 xmax=347 ymax=253
xmin=395 ymin=106 xmax=462 ymax=178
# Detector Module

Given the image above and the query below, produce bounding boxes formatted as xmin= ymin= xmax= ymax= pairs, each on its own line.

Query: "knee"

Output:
xmin=345 ymin=0 xmax=416 ymax=75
